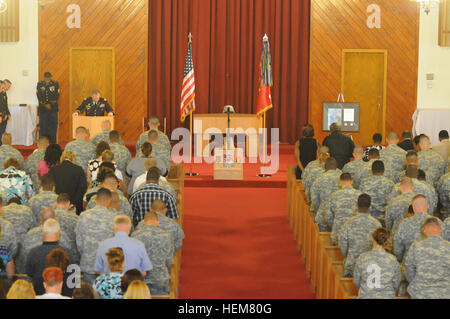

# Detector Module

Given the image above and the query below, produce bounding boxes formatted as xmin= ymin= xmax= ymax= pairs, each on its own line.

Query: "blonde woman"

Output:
xmin=49 ymin=150 xmax=87 ymax=214
xmin=123 ymin=280 xmax=151 ymax=299
xmin=7 ymin=279 xmax=36 ymax=299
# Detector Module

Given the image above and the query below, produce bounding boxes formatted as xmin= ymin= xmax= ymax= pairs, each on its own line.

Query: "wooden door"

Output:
xmin=342 ymin=50 xmax=387 ymax=145
xmin=70 ymin=47 xmax=115 ymax=117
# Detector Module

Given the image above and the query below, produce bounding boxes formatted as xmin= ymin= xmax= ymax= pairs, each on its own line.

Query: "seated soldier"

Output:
xmin=326 ymin=173 xmax=362 ymax=245
xmin=90 ymin=120 xmax=125 ymax=146
xmin=147 ymin=130 xmax=170 ymax=176
xmin=342 ymin=146 xmax=365 ymax=180
xmin=24 ymin=135 xmax=50 ymax=192
xmin=0 ymin=133 xmax=25 ymax=169
xmin=393 ymin=194 xmax=443 ymax=263
xmin=385 ymin=177 xmax=414 ymax=234
xmin=380 ymin=131 xmax=407 ymax=173
xmin=303 ymin=146 xmax=330 ymax=201
xmin=354 ymin=148 xmax=394 ymax=188
xmin=135 ymin=200 xmax=185 ymax=253
xmin=131 ymin=212 xmax=174 ymax=295
xmin=310 ymin=158 xmax=342 ymax=231
xmin=339 ymin=194 xmax=382 ymax=277
xmin=136 ymin=116 xmax=171 ymax=154
xmin=393 ymin=165 xmax=438 ymax=215
xmin=359 ymin=160 xmax=397 ymax=225
xmin=405 ymin=217 xmax=450 ymax=299
xmin=418 ymin=135 xmax=446 ymax=187
xmin=29 ymin=174 xmax=58 ymax=226
xmin=1 ymin=197 xmax=34 ymax=242
xmin=353 ymin=228 xmax=401 ymax=299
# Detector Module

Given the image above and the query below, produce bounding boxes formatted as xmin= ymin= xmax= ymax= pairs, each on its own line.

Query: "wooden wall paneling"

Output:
xmin=309 ymin=0 xmax=420 ymax=145
xmin=439 ymin=0 xmax=450 ymax=47
xmin=39 ymin=0 xmax=148 ymax=143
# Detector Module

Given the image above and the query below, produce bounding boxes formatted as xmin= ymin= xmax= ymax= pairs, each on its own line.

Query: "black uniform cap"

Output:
xmin=44 ymin=72 xmax=52 ymax=78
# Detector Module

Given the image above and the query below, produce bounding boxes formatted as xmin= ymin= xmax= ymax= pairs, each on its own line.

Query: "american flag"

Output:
xmin=180 ymin=34 xmax=196 ymax=122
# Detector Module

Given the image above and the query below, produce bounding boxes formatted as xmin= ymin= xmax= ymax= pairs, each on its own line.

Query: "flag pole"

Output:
xmin=257 ymin=33 xmax=272 ymax=178
xmin=185 ymin=32 xmax=198 ymax=177
xmin=186 ymin=108 xmax=199 ymax=176
xmin=257 ymin=111 xmax=271 ymax=178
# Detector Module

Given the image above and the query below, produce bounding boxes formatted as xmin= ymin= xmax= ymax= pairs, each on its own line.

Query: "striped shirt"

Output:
xmin=129 ymin=183 xmax=178 ymax=226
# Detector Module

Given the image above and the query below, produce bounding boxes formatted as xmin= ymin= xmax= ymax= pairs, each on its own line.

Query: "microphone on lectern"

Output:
xmin=223 ymin=105 xmax=236 ymax=114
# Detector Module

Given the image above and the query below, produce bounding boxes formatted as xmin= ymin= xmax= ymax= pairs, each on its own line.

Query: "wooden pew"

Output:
xmin=167 ymin=164 xmax=185 ymax=226
xmin=297 ymin=189 xmax=307 ymax=251
xmin=292 ymin=181 xmax=301 ymax=240
xmin=287 ymin=166 xmax=295 ymax=221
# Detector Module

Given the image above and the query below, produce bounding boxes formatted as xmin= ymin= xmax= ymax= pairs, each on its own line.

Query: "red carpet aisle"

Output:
xmin=179 ymin=187 xmax=315 ymax=299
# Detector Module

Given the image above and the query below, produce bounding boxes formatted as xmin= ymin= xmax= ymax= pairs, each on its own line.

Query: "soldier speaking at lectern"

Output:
xmin=73 ymin=89 xmax=115 ymax=117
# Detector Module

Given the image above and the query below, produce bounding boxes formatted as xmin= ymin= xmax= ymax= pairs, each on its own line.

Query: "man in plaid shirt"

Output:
xmin=130 ymin=167 xmax=178 ymax=227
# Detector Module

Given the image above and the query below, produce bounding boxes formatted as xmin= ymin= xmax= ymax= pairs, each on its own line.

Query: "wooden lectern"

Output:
xmin=72 ymin=116 xmax=115 ymax=139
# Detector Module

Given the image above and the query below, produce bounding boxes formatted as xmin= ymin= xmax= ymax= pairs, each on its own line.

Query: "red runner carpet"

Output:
xmin=179 ymin=186 xmax=315 ymax=299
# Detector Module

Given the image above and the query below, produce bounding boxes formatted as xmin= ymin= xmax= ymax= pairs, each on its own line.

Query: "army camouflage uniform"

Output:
xmin=339 ymin=213 xmax=382 ymax=277
xmin=28 ymin=191 xmax=58 ymax=227
xmin=151 ymin=142 xmax=171 ymax=176
xmin=310 ymin=169 xmax=342 ymax=230
xmin=404 ymin=235 xmax=450 ymax=299
xmin=109 ymin=142 xmax=132 ymax=178
xmin=303 ymin=165 xmax=325 ymax=201
xmin=86 ymin=192 xmax=133 ymax=219
xmin=342 ymin=158 xmax=366 ymax=181
xmin=442 ymin=217 xmax=450 ymax=241
xmin=0 ymin=218 xmax=18 ymax=258
xmin=354 ymin=247 xmax=402 ymax=299
xmin=301 ymin=159 xmax=321 ymax=180
xmin=75 ymin=205 xmax=117 ymax=274
xmin=23 ymin=148 xmax=46 ymax=192
xmin=136 ymin=212 xmax=185 ymax=252
xmin=418 ymin=149 xmax=447 ymax=187
xmin=385 ymin=192 xmax=414 ymax=235
xmin=16 ymin=225 xmax=77 ymax=274
xmin=131 ymin=225 xmax=174 ymax=294
xmin=393 ymin=212 xmax=443 ymax=262
xmin=64 ymin=139 xmax=96 ymax=172
xmin=55 ymin=207 xmax=79 ymax=242
xmin=359 ymin=175 xmax=397 ymax=225
xmin=380 ymin=144 xmax=407 ymax=173
xmin=1 ymin=203 xmax=34 ymax=242
xmin=90 ymin=130 xmax=125 ymax=147
xmin=354 ymin=159 xmax=395 ymax=189
xmin=136 ymin=130 xmax=171 ymax=155
xmin=393 ymin=178 xmax=438 ymax=216
xmin=0 ymin=145 xmax=25 ymax=169
xmin=0 ymin=190 xmax=8 ymax=205
xmin=326 ymin=185 xmax=362 ymax=245
xmin=437 ymin=173 xmax=450 ymax=220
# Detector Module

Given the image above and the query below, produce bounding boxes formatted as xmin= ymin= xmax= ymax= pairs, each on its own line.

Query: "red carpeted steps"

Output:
xmin=179 ymin=187 xmax=315 ymax=299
